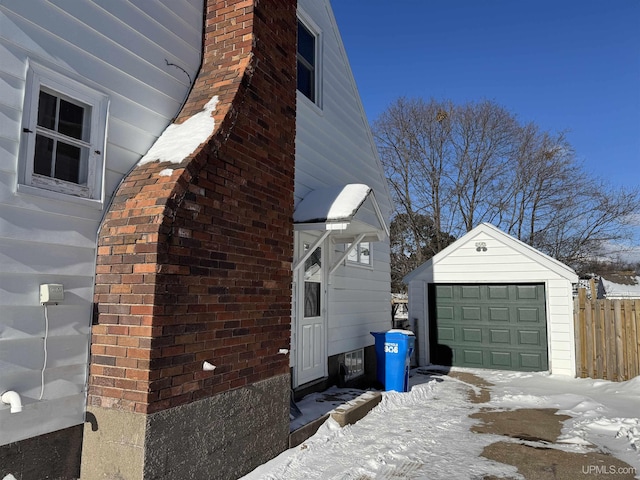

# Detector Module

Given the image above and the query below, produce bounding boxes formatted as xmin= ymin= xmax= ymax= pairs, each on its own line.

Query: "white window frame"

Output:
xmin=18 ymin=61 xmax=108 ymax=204
xmin=347 ymin=241 xmax=372 ymax=267
xmin=297 ymin=9 xmax=323 ymax=109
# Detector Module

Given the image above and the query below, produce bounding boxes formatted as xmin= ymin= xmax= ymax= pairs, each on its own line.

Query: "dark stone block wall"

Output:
xmin=143 ymin=375 xmax=290 ymax=480
xmin=0 ymin=426 xmax=83 ymax=480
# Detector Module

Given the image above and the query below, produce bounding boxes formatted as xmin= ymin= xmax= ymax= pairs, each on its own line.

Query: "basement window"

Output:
xmin=344 ymin=349 xmax=365 ymax=381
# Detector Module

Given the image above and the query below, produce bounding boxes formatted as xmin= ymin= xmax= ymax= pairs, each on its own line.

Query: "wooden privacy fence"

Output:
xmin=574 ymin=289 xmax=640 ymax=381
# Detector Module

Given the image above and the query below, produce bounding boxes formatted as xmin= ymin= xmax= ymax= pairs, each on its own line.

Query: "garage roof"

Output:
xmin=403 ymin=223 xmax=578 ymax=284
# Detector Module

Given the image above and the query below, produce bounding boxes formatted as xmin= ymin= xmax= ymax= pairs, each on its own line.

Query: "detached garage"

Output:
xmin=404 ymin=223 xmax=578 ymax=376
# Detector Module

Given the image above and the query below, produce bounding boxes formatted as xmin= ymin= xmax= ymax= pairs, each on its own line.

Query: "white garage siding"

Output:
xmin=405 ymin=223 xmax=578 ymax=376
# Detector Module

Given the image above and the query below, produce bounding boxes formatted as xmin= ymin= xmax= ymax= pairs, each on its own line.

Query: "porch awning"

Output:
xmin=293 ymin=184 xmax=389 ymax=243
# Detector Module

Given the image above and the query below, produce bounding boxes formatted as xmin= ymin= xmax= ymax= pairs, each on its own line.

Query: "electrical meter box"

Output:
xmin=40 ymin=284 xmax=64 ymax=303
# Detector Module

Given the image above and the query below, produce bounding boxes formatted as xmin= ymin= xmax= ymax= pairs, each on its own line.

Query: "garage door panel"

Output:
xmin=461 ymin=286 xmax=481 ymax=299
xmin=462 ymin=328 xmax=482 ymax=343
xmin=489 ymin=307 xmax=510 ymax=322
xmin=437 ymin=306 xmax=454 ymax=320
xmin=490 ymin=351 xmax=512 ymax=368
xmin=430 ymin=283 xmax=548 ymax=371
xmin=462 ymin=349 xmax=483 ymax=366
xmin=437 ymin=326 xmax=455 ymax=341
xmin=516 ymin=285 xmax=540 ymax=300
xmin=461 ymin=306 xmax=481 ymax=321
xmin=436 ymin=285 xmax=454 ymax=298
xmin=490 ymin=329 xmax=511 ymax=344
xmin=488 ymin=285 xmax=509 ymax=299
xmin=518 ymin=330 xmax=542 ymax=345
xmin=517 ymin=307 xmax=541 ymax=323
xmin=519 ymin=352 xmax=544 ymax=370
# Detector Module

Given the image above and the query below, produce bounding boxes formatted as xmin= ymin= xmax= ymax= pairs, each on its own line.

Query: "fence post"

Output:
xmin=633 ymin=300 xmax=640 ymax=379
xmin=595 ymin=300 xmax=604 ymax=379
xmin=614 ymin=300 xmax=625 ymax=381
xmin=585 ymin=294 xmax=594 ymax=379
xmin=574 ymin=292 xmax=583 ymax=378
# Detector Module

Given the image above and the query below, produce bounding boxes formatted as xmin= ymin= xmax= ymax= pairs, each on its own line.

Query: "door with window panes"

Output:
xmin=296 ymin=232 xmax=327 ymax=385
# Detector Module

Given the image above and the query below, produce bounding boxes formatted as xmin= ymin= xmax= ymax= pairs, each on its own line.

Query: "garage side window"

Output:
xmin=19 ymin=62 xmax=108 ymax=201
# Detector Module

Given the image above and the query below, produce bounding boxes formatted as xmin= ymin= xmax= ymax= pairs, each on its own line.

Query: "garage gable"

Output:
xmin=404 ymin=223 xmax=578 ymax=285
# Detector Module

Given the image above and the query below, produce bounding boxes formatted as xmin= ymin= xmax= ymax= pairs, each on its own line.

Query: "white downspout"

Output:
xmin=1 ymin=390 xmax=23 ymax=413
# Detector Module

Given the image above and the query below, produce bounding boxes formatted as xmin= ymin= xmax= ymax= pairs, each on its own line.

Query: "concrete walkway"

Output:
xmin=441 ymin=370 xmax=637 ymax=480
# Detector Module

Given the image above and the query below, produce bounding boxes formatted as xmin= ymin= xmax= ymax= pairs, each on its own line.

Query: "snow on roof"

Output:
xmin=600 ymin=276 xmax=640 ymax=298
xmin=138 ymin=96 xmax=219 ymax=166
xmin=293 ymin=184 xmax=371 ymax=223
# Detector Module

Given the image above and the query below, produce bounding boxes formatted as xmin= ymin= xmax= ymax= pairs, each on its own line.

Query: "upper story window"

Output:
xmin=297 ymin=20 xmax=316 ymax=101
xmin=19 ymin=62 xmax=109 ymax=202
xmin=297 ymin=14 xmax=321 ymax=107
xmin=347 ymin=241 xmax=371 ymax=266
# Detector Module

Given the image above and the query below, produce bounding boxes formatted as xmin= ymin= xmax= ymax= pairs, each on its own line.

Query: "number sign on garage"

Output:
xmin=429 ymin=283 xmax=548 ymax=371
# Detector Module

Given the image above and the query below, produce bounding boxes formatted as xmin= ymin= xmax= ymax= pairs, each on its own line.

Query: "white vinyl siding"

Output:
xmin=0 ymin=0 xmax=202 ymax=445
xmin=294 ymin=0 xmax=392 ymax=363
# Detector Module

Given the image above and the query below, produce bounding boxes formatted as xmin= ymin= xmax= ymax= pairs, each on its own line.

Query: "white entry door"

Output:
xmin=295 ymin=233 xmax=327 ymax=386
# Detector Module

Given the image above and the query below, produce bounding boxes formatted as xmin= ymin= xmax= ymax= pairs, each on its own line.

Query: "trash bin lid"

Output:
xmin=387 ymin=329 xmax=414 ymax=335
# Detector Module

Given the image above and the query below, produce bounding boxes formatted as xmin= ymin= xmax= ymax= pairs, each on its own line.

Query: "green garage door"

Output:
xmin=429 ymin=284 xmax=548 ymax=371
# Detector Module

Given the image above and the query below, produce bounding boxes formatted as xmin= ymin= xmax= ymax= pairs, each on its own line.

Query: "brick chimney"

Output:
xmin=81 ymin=1 xmax=297 ymax=478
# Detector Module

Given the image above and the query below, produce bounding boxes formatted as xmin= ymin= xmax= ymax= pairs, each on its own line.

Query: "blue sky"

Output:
xmin=332 ymin=0 xmax=640 ymax=256
xmin=332 ymin=0 xmax=639 ymax=189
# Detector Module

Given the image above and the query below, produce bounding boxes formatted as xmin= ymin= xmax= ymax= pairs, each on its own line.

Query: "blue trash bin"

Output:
xmin=371 ymin=329 xmax=415 ymax=392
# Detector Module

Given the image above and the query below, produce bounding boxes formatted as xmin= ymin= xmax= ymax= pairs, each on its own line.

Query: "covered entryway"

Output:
xmin=404 ymin=223 xmax=578 ymax=376
xmin=291 ymin=184 xmax=389 ymax=387
xmin=430 ymin=283 xmax=548 ymax=371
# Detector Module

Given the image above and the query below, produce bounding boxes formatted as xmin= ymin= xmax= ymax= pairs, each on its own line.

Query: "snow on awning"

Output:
xmin=293 ymin=184 xmax=389 ymax=242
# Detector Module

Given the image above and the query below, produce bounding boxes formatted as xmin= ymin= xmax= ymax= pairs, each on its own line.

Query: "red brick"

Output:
xmin=89 ymin=0 xmax=296 ymax=414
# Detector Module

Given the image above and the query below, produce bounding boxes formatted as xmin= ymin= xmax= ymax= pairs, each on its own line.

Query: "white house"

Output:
xmin=404 ymin=223 xmax=578 ymax=377
xmin=292 ymin=0 xmax=393 ymax=391
xmin=0 ymin=0 xmax=392 ymax=477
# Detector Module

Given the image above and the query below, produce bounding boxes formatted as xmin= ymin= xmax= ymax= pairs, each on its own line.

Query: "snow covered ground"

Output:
xmin=242 ymin=368 xmax=640 ymax=479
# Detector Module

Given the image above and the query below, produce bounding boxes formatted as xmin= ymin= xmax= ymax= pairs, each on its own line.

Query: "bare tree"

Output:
xmin=375 ymin=98 xmax=457 ymax=266
xmin=374 ymin=97 xmax=640 ymax=272
xmin=450 ymin=100 xmax=519 ymax=232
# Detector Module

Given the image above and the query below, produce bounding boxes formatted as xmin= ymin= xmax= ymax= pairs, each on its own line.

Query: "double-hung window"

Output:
xmin=19 ymin=62 xmax=109 ymax=202
xmin=297 ymin=13 xmax=321 ymax=106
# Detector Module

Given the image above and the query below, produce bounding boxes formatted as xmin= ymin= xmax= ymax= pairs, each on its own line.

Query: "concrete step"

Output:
xmin=289 ymin=391 xmax=382 ymax=448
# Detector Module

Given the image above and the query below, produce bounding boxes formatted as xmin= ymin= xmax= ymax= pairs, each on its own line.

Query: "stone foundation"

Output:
xmin=0 ymin=425 xmax=82 ymax=480
xmin=81 ymin=374 xmax=289 ymax=480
